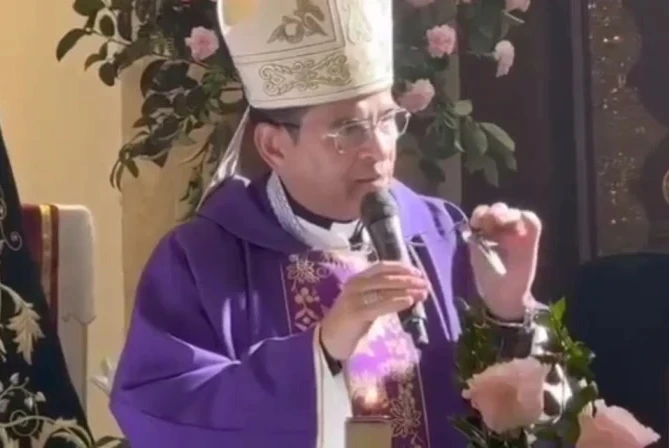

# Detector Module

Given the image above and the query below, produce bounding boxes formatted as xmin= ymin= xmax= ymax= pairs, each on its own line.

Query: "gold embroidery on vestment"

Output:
xmin=0 ymin=189 xmax=91 ymax=446
xmin=283 ymin=252 xmax=430 ymax=447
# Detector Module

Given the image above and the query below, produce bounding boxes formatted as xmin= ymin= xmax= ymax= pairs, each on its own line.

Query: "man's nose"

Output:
xmin=359 ymin=130 xmax=393 ymax=161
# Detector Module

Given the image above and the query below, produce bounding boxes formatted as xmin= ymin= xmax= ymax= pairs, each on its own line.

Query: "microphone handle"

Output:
xmin=367 ymin=220 xmax=430 ymax=347
xmin=399 ymin=305 xmax=429 ymax=347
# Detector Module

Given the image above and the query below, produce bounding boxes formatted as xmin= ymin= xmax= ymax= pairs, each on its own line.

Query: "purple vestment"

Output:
xmin=111 ymin=175 xmax=474 ymax=447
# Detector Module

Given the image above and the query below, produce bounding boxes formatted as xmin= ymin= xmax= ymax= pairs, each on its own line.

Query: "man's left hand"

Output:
xmin=467 ymin=202 xmax=542 ymax=321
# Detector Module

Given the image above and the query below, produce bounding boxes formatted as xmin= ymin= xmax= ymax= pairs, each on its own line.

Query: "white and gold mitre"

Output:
xmin=217 ymin=0 xmax=394 ymax=109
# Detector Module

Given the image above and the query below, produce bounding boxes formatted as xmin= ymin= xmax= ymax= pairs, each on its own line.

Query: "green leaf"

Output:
xmin=135 ymin=0 xmax=158 ymax=22
xmin=98 ymin=41 xmax=109 ymax=59
xmin=133 ymin=117 xmax=155 ymax=129
xmin=56 ymin=29 xmax=88 ymax=61
xmin=73 ymin=0 xmax=105 ymax=16
xmin=98 ymin=62 xmax=116 ymax=86
xmin=113 ymin=38 xmax=151 ymax=72
xmin=153 ymin=116 xmax=181 ymax=141
xmin=84 ymin=53 xmax=105 ymax=70
xmin=84 ymin=42 xmax=108 ymax=70
xmin=153 ymin=62 xmax=191 ymax=92
xmin=419 ymin=159 xmax=446 ymax=183
xmin=109 ymin=0 xmax=133 ymax=10
xmin=186 ymin=87 xmax=207 ymax=112
xmin=452 ymin=100 xmax=473 ymax=117
xmin=117 ymin=9 xmax=133 ymax=41
xmin=500 ymin=152 xmax=517 ymax=171
xmin=125 ymin=159 xmax=139 ymax=177
xmin=479 ymin=122 xmax=515 ymax=152
xmin=565 ymin=382 xmax=599 ymax=427
xmin=465 ymin=0 xmax=505 ymax=54
xmin=173 ymin=93 xmax=189 ymax=117
xmin=465 ymin=155 xmax=499 ymax=187
xmin=550 ymin=298 xmax=566 ymax=324
xmin=99 ymin=15 xmax=115 ymax=37
xmin=140 ymin=59 xmax=167 ymax=97
xmin=481 ymin=156 xmax=499 ymax=187
xmin=141 ymin=94 xmax=172 ymax=116
xmin=467 ymin=29 xmax=495 ymax=54
xmin=461 ymin=117 xmax=488 ymax=156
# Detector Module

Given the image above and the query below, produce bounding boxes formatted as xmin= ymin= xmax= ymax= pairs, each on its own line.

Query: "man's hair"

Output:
xmin=248 ymin=105 xmax=310 ymax=142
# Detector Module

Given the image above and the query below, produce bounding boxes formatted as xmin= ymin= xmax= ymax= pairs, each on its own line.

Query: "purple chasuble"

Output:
xmin=111 ymin=175 xmax=473 ymax=447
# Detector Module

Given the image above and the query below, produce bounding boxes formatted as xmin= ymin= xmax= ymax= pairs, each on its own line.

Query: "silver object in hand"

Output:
xmin=457 ymin=222 xmax=507 ymax=277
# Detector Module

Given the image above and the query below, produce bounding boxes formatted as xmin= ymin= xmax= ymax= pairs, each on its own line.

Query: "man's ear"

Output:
xmin=254 ymin=123 xmax=290 ymax=170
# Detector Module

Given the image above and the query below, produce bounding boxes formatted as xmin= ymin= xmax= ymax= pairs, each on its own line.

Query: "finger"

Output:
xmin=489 ymin=208 xmax=525 ymax=236
xmin=355 ymin=287 xmax=427 ymax=315
xmin=520 ymin=210 xmax=542 ymax=237
xmin=359 ymin=295 xmax=416 ymax=321
xmin=496 ymin=207 xmax=522 ymax=226
xmin=347 ymin=274 xmax=428 ymax=294
xmin=372 ymin=288 xmax=428 ymax=302
xmin=488 ymin=202 xmax=509 ymax=218
xmin=489 ymin=209 xmax=539 ymax=238
xmin=355 ymin=261 xmax=423 ymax=280
xmin=479 ymin=203 xmax=515 ymax=232
xmin=469 ymin=205 xmax=489 ymax=230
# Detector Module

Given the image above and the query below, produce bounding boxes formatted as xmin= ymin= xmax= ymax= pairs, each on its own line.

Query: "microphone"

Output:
xmin=360 ymin=190 xmax=429 ymax=347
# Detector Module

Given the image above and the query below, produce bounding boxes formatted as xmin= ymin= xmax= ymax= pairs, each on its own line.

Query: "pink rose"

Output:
xmin=462 ymin=358 xmax=550 ymax=433
xmin=406 ymin=0 xmax=434 ymax=7
xmin=185 ymin=26 xmax=220 ymax=61
xmin=426 ymin=24 xmax=457 ymax=58
xmin=577 ymin=400 xmax=660 ymax=448
xmin=506 ymin=0 xmax=531 ymax=12
xmin=493 ymin=40 xmax=515 ymax=77
xmin=398 ymin=79 xmax=435 ymax=113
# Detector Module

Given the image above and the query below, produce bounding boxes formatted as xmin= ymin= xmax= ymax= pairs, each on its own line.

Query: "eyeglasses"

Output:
xmin=269 ymin=109 xmax=411 ymax=154
xmin=323 ymin=109 xmax=411 ymax=154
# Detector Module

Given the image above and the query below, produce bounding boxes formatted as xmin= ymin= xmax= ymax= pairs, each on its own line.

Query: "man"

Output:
xmin=0 ymin=123 xmax=92 ymax=446
xmin=110 ymin=0 xmax=541 ymax=446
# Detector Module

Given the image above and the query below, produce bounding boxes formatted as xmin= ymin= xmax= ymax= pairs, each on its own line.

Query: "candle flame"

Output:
xmin=363 ymin=386 xmax=380 ymax=409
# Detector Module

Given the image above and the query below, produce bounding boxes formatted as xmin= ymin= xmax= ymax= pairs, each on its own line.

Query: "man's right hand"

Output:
xmin=319 ymin=261 xmax=428 ymax=361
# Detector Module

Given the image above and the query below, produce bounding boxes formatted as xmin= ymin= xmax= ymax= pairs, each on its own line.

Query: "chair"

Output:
xmin=21 ymin=204 xmax=95 ymax=410
xmin=565 ymin=252 xmax=669 ymax=446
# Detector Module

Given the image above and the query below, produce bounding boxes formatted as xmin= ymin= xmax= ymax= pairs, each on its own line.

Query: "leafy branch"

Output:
xmin=453 ymin=298 xmax=600 ymax=447
xmin=56 ymin=0 xmax=243 ymax=211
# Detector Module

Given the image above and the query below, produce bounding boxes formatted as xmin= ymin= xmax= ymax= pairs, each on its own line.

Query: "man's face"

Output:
xmin=259 ymin=89 xmax=406 ymax=220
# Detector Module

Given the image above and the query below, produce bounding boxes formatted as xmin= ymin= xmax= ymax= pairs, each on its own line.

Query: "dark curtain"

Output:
xmin=460 ymin=1 xmax=589 ymax=301
xmin=0 ymin=125 xmax=93 ymax=446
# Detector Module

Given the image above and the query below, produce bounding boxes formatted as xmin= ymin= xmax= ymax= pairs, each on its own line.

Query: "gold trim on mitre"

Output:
xmin=216 ymin=0 xmax=394 ymax=109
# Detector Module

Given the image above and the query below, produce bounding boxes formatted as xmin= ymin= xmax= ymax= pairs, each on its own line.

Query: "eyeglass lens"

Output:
xmin=335 ymin=110 xmax=410 ymax=152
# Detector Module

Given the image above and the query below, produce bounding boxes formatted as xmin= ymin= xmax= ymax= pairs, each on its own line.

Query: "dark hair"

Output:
xmin=248 ymin=105 xmax=310 ymax=142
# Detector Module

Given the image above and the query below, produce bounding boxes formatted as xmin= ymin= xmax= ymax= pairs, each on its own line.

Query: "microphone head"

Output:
xmin=360 ymin=189 xmax=398 ymax=226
